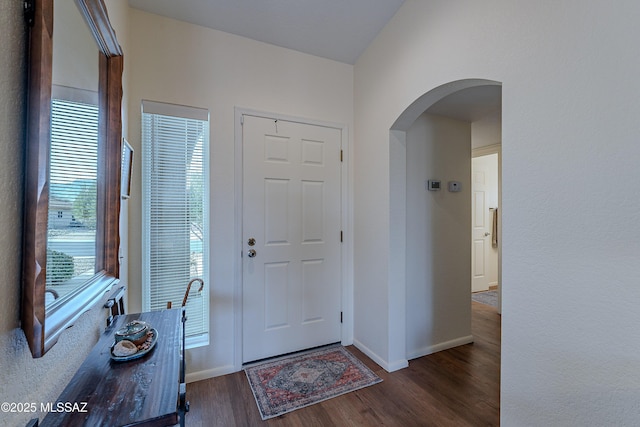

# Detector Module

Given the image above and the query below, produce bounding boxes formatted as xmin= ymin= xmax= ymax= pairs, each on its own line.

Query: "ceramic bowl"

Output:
xmin=115 ymin=320 xmax=149 ymax=345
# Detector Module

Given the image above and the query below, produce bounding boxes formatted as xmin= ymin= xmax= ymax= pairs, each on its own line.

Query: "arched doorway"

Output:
xmin=389 ymin=78 xmax=502 ymax=360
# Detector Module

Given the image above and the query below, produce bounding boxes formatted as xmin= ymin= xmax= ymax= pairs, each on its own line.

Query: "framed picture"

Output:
xmin=121 ymin=138 xmax=133 ymax=198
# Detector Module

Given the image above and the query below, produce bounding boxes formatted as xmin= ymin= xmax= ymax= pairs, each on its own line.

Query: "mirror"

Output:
xmin=22 ymin=0 xmax=123 ymax=357
xmin=46 ymin=0 xmax=99 ymax=309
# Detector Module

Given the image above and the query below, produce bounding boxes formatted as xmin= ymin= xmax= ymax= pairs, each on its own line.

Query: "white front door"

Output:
xmin=471 ymin=154 xmax=499 ymax=292
xmin=242 ymin=115 xmax=342 ymax=363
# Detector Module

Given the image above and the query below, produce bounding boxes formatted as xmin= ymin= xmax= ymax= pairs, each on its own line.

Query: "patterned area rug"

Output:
xmin=244 ymin=345 xmax=382 ymax=420
xmin=472 ymin=290 xmax=498 ymax=307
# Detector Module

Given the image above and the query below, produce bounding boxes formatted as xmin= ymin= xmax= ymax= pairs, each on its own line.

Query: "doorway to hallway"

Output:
xmin=472 ymin=152 xmax=499 ymax=293
xmin=389 ymin=79 xmax=503 ymax=365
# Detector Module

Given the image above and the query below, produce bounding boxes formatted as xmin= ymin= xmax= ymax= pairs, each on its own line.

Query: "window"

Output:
xmin=46 ymin=95 xmax=98 ymax=303
xmin=142 ymin=100 xmax=210 ymax=348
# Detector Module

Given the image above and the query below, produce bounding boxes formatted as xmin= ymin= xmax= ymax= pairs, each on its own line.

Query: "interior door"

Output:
xmin=471 ymin=154 xmax=498 ymax=292
xmin=242 ymin=115 xmax=342 ymax=363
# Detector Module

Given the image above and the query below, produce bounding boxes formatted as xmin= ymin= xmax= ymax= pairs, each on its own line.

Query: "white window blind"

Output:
xmin=47 ymin=98 xmax=98 ymax=304
xmin=142 ymin=101 xmax=209 ymax=347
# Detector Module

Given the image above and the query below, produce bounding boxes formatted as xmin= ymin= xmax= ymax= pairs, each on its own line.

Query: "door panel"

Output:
xmin=242 ymin=115 xmax=341 ymax=363
xmin=264 ymin=178 xmax=290 ymax=244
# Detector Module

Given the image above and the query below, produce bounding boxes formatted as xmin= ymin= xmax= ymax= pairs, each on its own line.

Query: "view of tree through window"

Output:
xmin=46 ymin=98 xmax=98 ymax=306
xmin=142 ymin=102 xmax=210 ymax=347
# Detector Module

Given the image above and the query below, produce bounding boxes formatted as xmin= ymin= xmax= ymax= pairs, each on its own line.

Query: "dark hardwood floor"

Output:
xmin=186 ymin=301 xmax=500 ymax=426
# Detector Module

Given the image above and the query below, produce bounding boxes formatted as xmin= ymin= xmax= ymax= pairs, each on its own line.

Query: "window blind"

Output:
xmin=46 ymin=98 xmax=98 ymax=300
xmin=142 ymin=102 xmax=209 ymax=347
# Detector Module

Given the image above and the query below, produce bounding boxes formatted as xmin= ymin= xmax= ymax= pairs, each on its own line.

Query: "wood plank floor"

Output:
xmin=186 ymin=301 xmax=500 ymax=426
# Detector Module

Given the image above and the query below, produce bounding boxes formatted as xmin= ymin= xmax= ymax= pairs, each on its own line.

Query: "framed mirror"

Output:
xmin=22 ymin=0 xmax=123 ymax=357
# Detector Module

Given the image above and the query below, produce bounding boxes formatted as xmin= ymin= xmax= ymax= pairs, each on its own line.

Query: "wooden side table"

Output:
xmin=41 ymin=310 xmax=183 ymax=427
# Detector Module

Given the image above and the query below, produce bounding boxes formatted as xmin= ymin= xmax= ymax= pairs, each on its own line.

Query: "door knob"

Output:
xmin=247 ymin=249 xmax=257 ymax=258
xmin=484 ymin=232 xmax=491 ymax=237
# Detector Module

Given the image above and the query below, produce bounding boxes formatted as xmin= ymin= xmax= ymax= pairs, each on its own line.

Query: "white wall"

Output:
xmin=52 ymin=0 xmax=99 ymax=92
xmin=126 ymin=9 xmax=354 ymax=380
xmin=472 ymin=109 xmax=501 ymax=149
xmin=405 ymin=113 xmax=472 ymax=359
xmin=0 ymin=0 xmax=25 ymax=339
xmin=354 ymin=0 xmax=640 ymax=425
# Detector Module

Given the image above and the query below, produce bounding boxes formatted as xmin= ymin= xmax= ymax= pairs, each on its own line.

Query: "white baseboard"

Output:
xmin=353 ymin=339 xmax=408 ymax=373
xmin=387 ymin=357 xmax=409 ymax=372
xmin=407 ymin=335 xmax=474 ymax=360
xmin=186 ymin=336 xmax=474 ymax=382
xmin=186 ymin=364 xmax=237 ymax=384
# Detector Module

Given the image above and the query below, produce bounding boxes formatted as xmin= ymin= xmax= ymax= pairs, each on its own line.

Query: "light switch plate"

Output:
xmin=427 ymin=180 xmax=441 ymax=191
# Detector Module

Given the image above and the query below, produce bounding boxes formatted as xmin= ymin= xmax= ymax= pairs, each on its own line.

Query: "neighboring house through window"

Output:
xmin=47 ymin=92 xmax=98 ymax=298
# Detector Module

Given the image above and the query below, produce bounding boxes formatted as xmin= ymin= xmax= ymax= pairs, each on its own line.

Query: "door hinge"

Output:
xmin=340 ymin=149 xmax=343 ymax=162
xmin=340 ymin=230 xmax=343 ymax=242
xmin=340 ymin=312 xmax=343 ymax=323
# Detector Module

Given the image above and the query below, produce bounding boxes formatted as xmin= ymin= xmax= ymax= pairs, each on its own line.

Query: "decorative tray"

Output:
xmin=110 ymin=328 xmax=158 ymax=362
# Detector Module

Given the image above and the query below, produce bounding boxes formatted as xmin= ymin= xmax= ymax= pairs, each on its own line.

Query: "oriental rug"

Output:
xmin=244 ymin=344 xmax=382 ymax=420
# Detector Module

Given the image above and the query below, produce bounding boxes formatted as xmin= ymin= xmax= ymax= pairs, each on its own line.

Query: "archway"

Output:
xmin=389 ymin=78 xmax=502 ymax=362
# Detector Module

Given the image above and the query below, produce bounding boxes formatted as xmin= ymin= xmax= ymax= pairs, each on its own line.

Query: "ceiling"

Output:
xmin=427 ymin=85 xmax=502 ymax=122
xmin=127 ymin=1 xmax=502 ymax=119
xmin=128 ymin=0 xmax=406 ymax=65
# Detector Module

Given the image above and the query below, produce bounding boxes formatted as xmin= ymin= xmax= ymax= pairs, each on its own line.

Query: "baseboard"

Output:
xmin=353 ymin=339 xmax=408 ymax=373
xmin=407 ymin=335 xmax=474 ymax=360
xmin=386 ymin=357 xmax=409 ymax=372
xmin=489 ymin=283 xmax=499 ymax=290
xmin=186 ymin=364 xmax=237 ymax=384
xmin=188 ymin=337 xmax=473 ymax=380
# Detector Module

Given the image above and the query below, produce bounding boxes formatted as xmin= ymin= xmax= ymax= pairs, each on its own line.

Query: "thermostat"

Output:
xmin=427 ymin=180 xmax=441 ymax=191
xmin=448 ymin=181 xmax=462 ymax=192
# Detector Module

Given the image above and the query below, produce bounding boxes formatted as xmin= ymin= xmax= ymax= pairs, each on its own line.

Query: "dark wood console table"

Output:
xmin=41 ymin=310 xmax=182 ymax=427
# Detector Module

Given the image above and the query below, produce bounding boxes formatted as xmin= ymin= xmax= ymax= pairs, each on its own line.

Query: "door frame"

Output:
xmin=233 ymin=107 xmax=353 ymax=371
